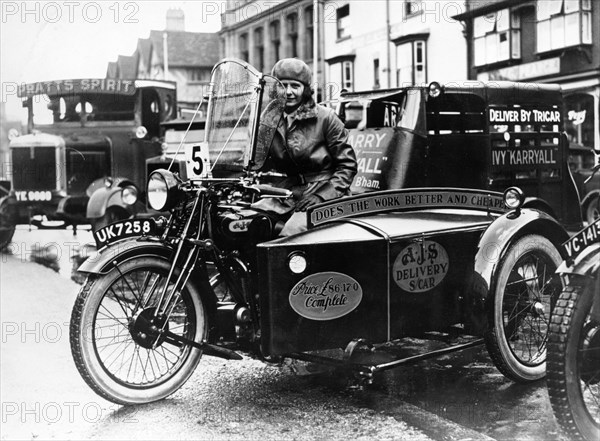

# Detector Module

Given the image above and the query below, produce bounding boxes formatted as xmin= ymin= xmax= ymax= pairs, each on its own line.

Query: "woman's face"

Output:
xmin=281 ymin=80 xmax=305 ymax=111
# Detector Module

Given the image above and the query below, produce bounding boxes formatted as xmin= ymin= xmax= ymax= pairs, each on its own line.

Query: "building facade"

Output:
xmin=322 ymin=0 xmax=467 ymax=100
xmin=220 ymin=0 xmax=319 ymax=77
xmin=220 ymin=1 xmax=467 ymax=101
xmin=453 ymin=0 xmax=600 ymax=152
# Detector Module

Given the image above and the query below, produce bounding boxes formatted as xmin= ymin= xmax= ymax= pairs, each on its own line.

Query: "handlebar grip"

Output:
xmin=251 ymin=184 xmax=292 ymax=198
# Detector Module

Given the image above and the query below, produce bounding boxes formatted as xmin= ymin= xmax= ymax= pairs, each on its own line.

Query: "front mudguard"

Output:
xmin=86 ymin=180 xmax=139 ymax=219
xmin=78 ymin=238 xmax=218 ymax=339
xmin=466 ymin=208 xmax=569 ymax=334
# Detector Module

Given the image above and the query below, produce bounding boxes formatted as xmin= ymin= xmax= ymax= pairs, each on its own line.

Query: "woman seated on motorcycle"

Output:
xmin=256 ymin=57 xmax=358 ymax=236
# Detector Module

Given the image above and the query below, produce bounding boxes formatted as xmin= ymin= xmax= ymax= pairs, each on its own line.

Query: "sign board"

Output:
xmin=18 ymin=79 xmax=137 ymax=97
xmin=308 ymin=188 xmax=507 ymax=228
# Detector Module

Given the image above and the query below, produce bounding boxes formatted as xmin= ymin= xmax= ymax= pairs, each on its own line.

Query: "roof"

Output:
xmin=452 ymin=0 xmax=525 ymax=21
xmin=106 ymin=61 xmax=118 ymax=78
xmin=148 ymin=30 xmax=220 ymax=67
xmin=136 ymin=38 xmax=152 ymax=67
xmin=117 ymin=55 xmax=138 ymax=79
xmin=340 ymin=81 xmax=563 ymax=107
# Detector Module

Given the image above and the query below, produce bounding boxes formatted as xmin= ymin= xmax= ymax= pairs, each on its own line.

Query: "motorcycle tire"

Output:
xmin=485 ymin=234 xmax=562 ymax=383
xmin=547 ymin=282 xmax=600 ymax=441
xmin=70 ymin=256 xmax=208 ymax=405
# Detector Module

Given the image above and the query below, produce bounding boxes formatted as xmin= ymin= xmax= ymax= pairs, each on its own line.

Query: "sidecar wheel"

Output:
xmin=70 ymin=257 xmax=208 ymax=405
xmin=485 ymin=235 xmax=562 ymax=383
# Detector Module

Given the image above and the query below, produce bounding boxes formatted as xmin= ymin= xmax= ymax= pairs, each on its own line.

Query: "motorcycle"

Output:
xmin=70 ymin=58 xmax=568 ymax=406
xmin=70 ymin=59 xmax=292 ymax=404
xmin=547 ymin=212 xmax=600 ymax=440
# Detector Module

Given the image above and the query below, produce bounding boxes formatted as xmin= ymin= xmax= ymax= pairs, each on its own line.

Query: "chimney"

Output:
xmin=166 ymin=8 xmax=185 ymax=31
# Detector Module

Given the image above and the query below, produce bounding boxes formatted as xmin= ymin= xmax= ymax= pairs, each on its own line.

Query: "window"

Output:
xmin=395 ymin=40 xmax=427 ymax=86
xmin=404 ymin=0 xmax=422 ymax=17
xmin=269 ymin=21 xmax=280 ymax=61
xmin=565 ymin=93 xmax=595 ymax=149
xmin=305 ymin=6 xmax=314 ymax=59
xmin=342 ymin=61 xmax=353 ymax=90
xmin=373 ymin=58 xmax=380 ymax=89
xmin=287 ymin=13 xmax=298 ymax=57
xmin=537 ymin=0 xmax=592 ymax=53
xmin=239 ymin=33 xmax=249 ymax=62
xmin=473 ymin=8 xmax=521 ymax=66
xmin=336 ymin=4 xmax=350 ymax=40
xmin=254 ymin=27 xmax=264 ymax=72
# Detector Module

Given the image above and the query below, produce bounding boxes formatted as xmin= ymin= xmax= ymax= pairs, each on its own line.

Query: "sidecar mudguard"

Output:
xmin=466 ymin=209 xmax=569 ymax=333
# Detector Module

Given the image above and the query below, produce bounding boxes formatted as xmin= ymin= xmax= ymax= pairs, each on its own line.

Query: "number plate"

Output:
xmin=563 ymin=219 xmax=600 ymax=260
xmin=93 ymin=219 xmax=156 ymax=248
xmin=185 ymin=141 xmax=211 ymax=180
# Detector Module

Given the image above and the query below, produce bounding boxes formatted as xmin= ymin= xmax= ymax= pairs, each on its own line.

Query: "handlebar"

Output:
xmin=249 ymin=184 xmax=292 ymax=198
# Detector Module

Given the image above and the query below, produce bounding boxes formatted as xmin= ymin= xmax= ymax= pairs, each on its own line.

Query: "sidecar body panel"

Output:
xmin=257 ymin=209 xmax=494 ymax=356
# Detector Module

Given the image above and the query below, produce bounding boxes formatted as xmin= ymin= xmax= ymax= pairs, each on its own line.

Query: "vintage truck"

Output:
xmin=0 ymin=78 xmax=177 ymax=248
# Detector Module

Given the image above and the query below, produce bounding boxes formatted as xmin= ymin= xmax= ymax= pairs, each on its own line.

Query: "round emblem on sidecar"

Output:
xmin=289 ymin=272 xmax=363 ymax=321
xmin=393 ymin=240 xmax=449 ymax=292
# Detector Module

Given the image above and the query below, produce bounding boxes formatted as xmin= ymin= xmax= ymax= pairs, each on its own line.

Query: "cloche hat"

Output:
xmin=271 ymin=58 xmax=312 ymax=86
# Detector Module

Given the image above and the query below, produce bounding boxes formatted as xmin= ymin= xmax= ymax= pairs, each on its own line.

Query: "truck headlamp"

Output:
xmin=136 ymin=126 xmax=148 ymax=139
xmin=121 ymin=185 xmax=138 ymax=205
xmin=147 ymin=169 xmax=180 ymax=211
xmin=503 ymin=187 xmax=524 ymax=210
xmin=428 ymin=81 xmax=443 ymax=98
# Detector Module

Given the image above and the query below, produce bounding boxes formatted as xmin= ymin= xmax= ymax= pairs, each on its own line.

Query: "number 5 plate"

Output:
xmin=185 ymin=141 xmax=211 ymax=180
xmin=93 ymin=219 xmax=157 ymax=248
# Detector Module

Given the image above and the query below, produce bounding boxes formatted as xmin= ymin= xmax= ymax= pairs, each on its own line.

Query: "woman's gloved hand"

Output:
xmin=295 ymin=194 xmax=324 ymax=212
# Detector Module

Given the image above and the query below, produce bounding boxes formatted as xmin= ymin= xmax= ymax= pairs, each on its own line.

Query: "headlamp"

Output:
xmin=136 ymin=126 xmax=148 ymax=139
xmin=428 ymin=81 xmax=443 ymax=98
xmin=121 ymin=185 xmax=138 ymax=205
xmin=503 ymin=187 xmax=525 ymax=210
xmin=147 ymin=169 xmax=180 ymax=211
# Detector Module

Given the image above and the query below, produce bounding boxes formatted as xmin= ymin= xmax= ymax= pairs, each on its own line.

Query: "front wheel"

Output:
xmin=547 ymin=280 xmax=600 ymax=441
xmin=485 ymin=235 xmax=562 ymax=382
xmin=70 ymin=257 xmax=208 ymax=405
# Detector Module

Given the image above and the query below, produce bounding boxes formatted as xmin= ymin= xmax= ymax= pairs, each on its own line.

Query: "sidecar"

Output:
xmin=256 ymin=187 xmax=567 ymax=382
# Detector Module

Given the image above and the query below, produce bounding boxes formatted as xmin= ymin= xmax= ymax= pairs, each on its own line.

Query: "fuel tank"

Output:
xmin=257 ymin=209 xmax=496 ymax=356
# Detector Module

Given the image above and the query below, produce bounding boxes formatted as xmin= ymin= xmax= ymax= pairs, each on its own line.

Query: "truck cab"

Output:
xmin=0 ymin=78 xmax=177 ymax=245
xmin=338 ymin=81 xmax=583 ymax=230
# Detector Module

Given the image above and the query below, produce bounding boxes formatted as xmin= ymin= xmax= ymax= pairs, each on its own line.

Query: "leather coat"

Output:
xmin=267 ymin=99 xmax=357 ymax=201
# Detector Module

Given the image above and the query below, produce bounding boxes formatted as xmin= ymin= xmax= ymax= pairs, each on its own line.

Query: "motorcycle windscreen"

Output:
xmin=204 ymin=60 xmax=259 ymax=175
xmin=204 ymin=60 xmax=286 ymax=174
xmin=253 ymin=75 xmax=286 ymax=170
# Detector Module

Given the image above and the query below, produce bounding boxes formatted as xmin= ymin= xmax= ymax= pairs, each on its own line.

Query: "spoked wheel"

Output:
xmin=485 ymin=235 xmax=562 ymax=382
xmin=70 ymin=257 xmax=208 ymax=405
xmin=548 ymin=280 xmax=600 ymax=441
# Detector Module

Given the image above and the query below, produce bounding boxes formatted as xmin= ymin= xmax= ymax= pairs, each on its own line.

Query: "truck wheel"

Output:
xmin=0 ymin=224 xmax=15 ymax=251
xmin=485 ymin=234 xmax=562 ymax=383
xmin=585 ymin=196 xmax=600 ymax=225
xmin=90 ymin=207 xmax=128 ymax=232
